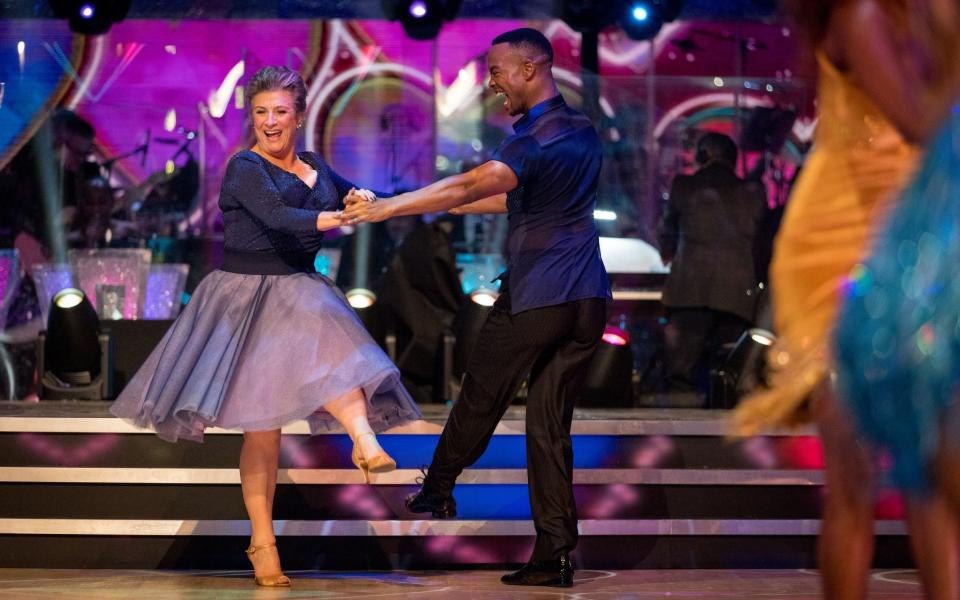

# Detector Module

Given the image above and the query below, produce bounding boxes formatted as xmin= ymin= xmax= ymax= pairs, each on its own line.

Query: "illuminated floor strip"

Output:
xmin=0 ymin=518 xmax=906 ymax=537
xmin=0 ymin=416 xmax=816 ymax=436
xmin=0 ymin=467 xmax=825 ymax=485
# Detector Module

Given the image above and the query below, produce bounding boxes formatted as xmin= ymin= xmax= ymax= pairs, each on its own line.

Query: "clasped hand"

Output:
xmin=339 ymin=188 xmax=390 ymax=224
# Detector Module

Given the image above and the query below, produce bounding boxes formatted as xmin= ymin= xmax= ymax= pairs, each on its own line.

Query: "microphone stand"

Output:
xmin=101 ymin=129 xmax=151 ymax=178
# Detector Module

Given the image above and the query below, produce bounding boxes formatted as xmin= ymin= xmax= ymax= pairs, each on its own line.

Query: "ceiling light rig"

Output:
xmin=49 ymin=0 xmax=131 ymax=35
xmin=381 ymin=0 xmax=463 ymax=41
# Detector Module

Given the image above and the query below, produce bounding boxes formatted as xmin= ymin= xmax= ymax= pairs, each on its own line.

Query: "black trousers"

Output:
xmin=424 ymin=290 xmax=606 ymax=561
xmin=664 ymin=307 xmax=749 ymax=392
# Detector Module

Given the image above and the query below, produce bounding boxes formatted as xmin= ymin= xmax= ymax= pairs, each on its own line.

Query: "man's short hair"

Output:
xmin=695 ymin=132 xmax=738 ymax=168
xmin=491 ymin=28 xmax=554 ymax=62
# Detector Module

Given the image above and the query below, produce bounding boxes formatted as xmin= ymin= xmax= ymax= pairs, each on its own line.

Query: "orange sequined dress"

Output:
xmin=732 ymin=53 xmax=918 ymax=433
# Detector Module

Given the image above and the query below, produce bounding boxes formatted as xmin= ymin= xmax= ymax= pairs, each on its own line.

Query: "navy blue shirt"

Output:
xmin=490 ymin=95 xmax=611 ymax=314
xmin=219 ymin=150 xmax=356 ymax=261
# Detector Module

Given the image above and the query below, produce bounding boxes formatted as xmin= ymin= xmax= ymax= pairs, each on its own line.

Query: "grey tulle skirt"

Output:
xmin=110 ymin=269 xmax=421 ymax=442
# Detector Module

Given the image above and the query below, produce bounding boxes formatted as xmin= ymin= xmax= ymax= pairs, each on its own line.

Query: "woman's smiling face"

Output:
xmin=251 ymin=89 xmax=300 ymax=160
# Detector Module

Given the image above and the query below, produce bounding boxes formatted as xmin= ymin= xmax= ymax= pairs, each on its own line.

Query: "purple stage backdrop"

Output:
xmin=1 ymin=18 xmax=810 ymax=243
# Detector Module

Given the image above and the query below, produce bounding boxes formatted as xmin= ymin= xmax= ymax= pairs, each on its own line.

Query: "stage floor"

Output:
xmin=0 ymin=568 xmax=926 ymax=599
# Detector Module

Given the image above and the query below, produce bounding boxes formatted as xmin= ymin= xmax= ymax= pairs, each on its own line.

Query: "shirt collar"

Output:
xmin=513 ymin=95 xmax=566 ymax=133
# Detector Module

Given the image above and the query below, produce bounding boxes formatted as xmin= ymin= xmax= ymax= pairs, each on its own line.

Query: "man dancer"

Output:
xmin=341 ymin=27 xmax=610 ymax=588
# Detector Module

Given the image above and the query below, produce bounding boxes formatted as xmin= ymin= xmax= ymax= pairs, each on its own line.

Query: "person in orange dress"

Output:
xmin=733 ymin=1 xmax=960 ymax=598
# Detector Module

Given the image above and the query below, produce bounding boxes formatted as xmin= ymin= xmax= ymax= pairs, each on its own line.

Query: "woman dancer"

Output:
xmin=733 ymin=1 xmax=959 ymax=598
xmin=835 ymin=0 xmax=960 ymax=543
xmin=111 ymin=66 xmax=421 ymax=587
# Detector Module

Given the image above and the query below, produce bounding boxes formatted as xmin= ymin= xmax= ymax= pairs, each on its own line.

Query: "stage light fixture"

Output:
xmin=601 ymin=326 xmax=629 ymax=346
xmin=49 ymin=0 xmax=131 ymax=35
xmin=580 ymin=324 xmax=634 ymax=407
xmin=346 ymin=288 xmax=377 ymax=310
xmin=54 ymin=288 xmax=84 ymax=309
xmin=382 ymin=0 xmax=462 ymax=40
xmin=409 ymin=1 xmax=428 ymax=18
xmin=710 ymin=327 xmax=775 ymax=408
xmin=561 ymin=0 xmax=620 ymax=33
xmin=38 ymin=288 xmax=112 ymax=399
xmin=47 ymin=288 xmax=100 ymax=382
xmin=620 ymin=1 xmax=664 ymax=41
xmin=468 ymin=287 xmax=498 ymax=307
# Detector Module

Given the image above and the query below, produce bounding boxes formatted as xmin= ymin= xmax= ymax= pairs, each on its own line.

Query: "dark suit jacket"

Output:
xmin=657 ymin=163 xmax=765 ymax=322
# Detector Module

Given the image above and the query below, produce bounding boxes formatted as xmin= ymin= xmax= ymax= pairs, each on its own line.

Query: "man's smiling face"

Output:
xmin=487 ymin=43 xmax=529 ymax=116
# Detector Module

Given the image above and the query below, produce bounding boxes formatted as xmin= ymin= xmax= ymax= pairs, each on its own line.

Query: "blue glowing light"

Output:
xmin=79 ymin=4 xmax=95 ymax=19
xmin=409 ymin=1 xmax=428 ymax=18
xmin=632 ymin=5 xmax=650 ymax=21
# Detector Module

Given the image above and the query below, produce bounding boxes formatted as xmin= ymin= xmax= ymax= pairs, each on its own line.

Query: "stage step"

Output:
xmin=0 ymin=402 xmax=914 ymax=570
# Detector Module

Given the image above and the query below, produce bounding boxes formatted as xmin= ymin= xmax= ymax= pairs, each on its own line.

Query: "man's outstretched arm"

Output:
xmin=341 ymin=160 xmax=517 ymax=223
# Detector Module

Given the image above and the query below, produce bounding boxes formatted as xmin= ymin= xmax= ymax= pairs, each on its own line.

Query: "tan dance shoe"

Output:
xmin=351 ymin=432 xmax=397 ymax=483
xmin=245 ymin=542 xmax=291 ymax=587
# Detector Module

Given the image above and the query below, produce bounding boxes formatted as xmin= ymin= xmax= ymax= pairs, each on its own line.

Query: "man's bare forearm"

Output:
xmin=449 ymin=193 xmax=508 ymax=215
xmin=339 ymin=160 xmax=517 ymax=224
xmin=387 ymin=172 xmax=486 ymax=218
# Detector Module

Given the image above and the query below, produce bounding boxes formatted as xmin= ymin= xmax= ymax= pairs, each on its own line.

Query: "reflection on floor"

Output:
xmin=0 ymin=568 xmax=925 ymax=599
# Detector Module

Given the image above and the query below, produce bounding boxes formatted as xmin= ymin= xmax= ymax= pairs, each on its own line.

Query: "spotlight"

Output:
xmin=710 ymin=327 xmax=775 ymax=408
xmin=601 ymin=326 xmax=629 ymax=346
xmin=345 ymin=288 xmax=384 ymax=354
xmin=620 ymin=1 xmax=664 ymax=41
xmin=409 ymin=0 xmax=428 ymax=18
xmin=54 ymin=288 xmax=84 ymax=309
xmin=382 ymin=0 xmax=462 ymax=40
xmin=38 ymin=288 xmax=112 ymax=399
xmin=580 ymin=324 xmax=634 ymax=407
xmin=49 ymin=0 xmax=131 ymax=35
xmin=468 ymin=287 xmax=499 ymax=307
xmin=346 ymin=288 xmax=377 ymax=310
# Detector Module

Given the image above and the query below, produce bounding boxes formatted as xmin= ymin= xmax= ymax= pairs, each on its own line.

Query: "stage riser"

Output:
xmin=0 ymin=535 xmax=914 ymax=570
xmin=0 ymin=404 xmax=913 ymax=569
xmin=0 ymin=484 xmax=824 ymax=520
xmin=0 ymin=433 xmax=824 ymax=470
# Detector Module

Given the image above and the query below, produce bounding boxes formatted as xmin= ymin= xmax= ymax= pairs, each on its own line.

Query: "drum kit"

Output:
xmin=76 ymin=128 xmax=199 ymax=256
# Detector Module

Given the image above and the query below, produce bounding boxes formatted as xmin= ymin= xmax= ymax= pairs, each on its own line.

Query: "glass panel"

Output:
xmin=31 ymin=263 xmax=76 ymax=326
xmin=69 ymin=249 xmax=151 ymax=320
xmin=144 ymin=263 xmax=189 ymax=320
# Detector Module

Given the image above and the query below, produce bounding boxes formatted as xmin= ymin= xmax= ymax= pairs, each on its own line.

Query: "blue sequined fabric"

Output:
xmin=835 ymin=111 xmax=960 ymax=491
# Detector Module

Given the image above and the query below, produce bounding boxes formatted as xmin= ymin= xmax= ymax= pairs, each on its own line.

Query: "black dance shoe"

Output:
xmin=404 ymin=488 xmax=457 ymax=519
xmin=500 ymin=554 xmax=573 ymax=587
